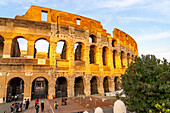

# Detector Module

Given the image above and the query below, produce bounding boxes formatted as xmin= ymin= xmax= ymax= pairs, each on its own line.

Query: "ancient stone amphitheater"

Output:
xmin=0 ymin=5 xmax=138 ymax=103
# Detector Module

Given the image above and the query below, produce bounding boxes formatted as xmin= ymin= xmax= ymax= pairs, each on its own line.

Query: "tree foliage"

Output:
xmin=121 ymin=55 xmax=170 ymax=113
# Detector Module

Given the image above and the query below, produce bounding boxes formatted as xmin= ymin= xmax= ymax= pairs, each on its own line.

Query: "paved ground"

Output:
xmin=0 ymin=95 xmax=116 ymax=113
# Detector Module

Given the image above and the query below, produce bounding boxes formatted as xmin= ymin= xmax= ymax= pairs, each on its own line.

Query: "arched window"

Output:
xmin=89 ymin=35 xmax=97 ymax=43
xmin=56 ymin=40 xmax=67 ymax=60
xmin=56 ymin=77 xmax=67 ymax=98
xmin=102 ymin=47 xmax=109 ymax=66
xmin=113 ymin=50 xmax=118 ymax=68
xmin=89 ymin=45 xmax=97 ymax=64
xmin=11 ymin=37 xmax=27 ymax=57
xmin=74 ymin=77 xmax=84 ymax=96
xmin=34 ymin=39 xmax=49 ymax=59
xmin=74 ymin=42 xmax=84 ymax=61
xmin=127 ymin=53 xmax=131 ymax=66
xmin=121 ymin=51 xmax=125 ymax=68
xmin=112 ymin=39 xmax=117 ymax=47
xmin=0 ymin=35 xmax=4 ymax=58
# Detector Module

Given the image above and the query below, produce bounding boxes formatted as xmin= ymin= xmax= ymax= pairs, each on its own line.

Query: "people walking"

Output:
xmin=61 ymin=98 xmax=64 ymax=105
xmin=25 ymin=99 xmax=30 ymax=109
xmin=41 ymin=101 xmax=44 ymax=112
xmin=54 ymin=101 xmax=58 ymax=110
xmin=65 ymin=97 xmax=67 ymax=105
xmin=35 ymin=104 xmax=39 ymax=113
xmin=20 ymin=102 xmax=23 ymax=112
xmin=23 ymin=99 xmax=26 ymax=108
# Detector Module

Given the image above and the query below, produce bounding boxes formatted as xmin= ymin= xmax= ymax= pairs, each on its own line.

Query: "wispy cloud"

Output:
xmin=136 ymin=31 xmax=170 ymax=42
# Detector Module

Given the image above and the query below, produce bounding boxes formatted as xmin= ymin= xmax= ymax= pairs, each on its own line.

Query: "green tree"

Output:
xmin=121 ymin=55 xmax=170 ymax=113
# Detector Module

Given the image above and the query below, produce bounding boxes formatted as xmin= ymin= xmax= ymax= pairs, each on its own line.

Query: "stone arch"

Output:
xmin=11 ymin=36 xmax=28 ymax=57
xmin=102 ymin=46 xmax=109 ymax=66
xmin=90 ymin=76 xmax=99 ymax=95
xmin=120 ymin=51 xmax=125 ymax=68
xmin=55 ymin=77 xmax=67 ymax=98
xmin=114 ymin=76 xmax=121 ymax=91
xmin=89 ymin=45 xmax=97 ymax=64
xmin=34 ymin=38 xmax=50 ymax=58
xmin=74 ymin=42 xmax=85 ymax=61
xmin=31 ymin=77 xmax=48 ymax=100
xmin=56 ymin=40 xmax=69 ymax=60
xmin=6 ymin=77 xmax=24 ymax=101
xmin=127 ymin=53 xmax=131 ymax=66
xmin=113 ymin=50 xmax=118 ymax=68
xmin=74 ymin=76 xmax=84 ymax=96
xmin=103 ymin=76 xmax=110 ymax=93
xmin=132 ymin=55 xmax=134 ymax=62
xmin=89 ymin=35 xmax=97 ymax=43
xmin=0 ymin=35 xmax=4 ymax=58
xmin=112 ymin=39 xmax=117 ymax=47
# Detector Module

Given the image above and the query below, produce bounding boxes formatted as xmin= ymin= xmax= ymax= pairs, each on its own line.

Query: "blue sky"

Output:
xmin=0 ymin=0 xmax=170 ymax=62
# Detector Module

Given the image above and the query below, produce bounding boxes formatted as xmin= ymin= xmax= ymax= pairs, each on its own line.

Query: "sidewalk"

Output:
xmin=24 ymin=99 xmax=52 ymax=113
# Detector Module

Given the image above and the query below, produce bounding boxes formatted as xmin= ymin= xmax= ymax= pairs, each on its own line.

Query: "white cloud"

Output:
xmin=136 ymin=31 xmax=170 ymax=42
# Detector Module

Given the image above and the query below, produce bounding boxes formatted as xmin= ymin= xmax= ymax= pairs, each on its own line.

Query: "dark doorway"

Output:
xmin=31 ymin=77 xmax=48 ymax=100
xmin=55 ymin=77 xmax=67 ymax=98
xmin=90 ymin=77 xmax=98 ymax=95
xmin=7 ymin=77 xmax=24 ymax=101
xmin=114 ymin=77 xmax=121 ymax=91
xmin=74 ymin=77 xmax=84 ymax=96
xmin=103 ymin=77 xmax=109 ymax=93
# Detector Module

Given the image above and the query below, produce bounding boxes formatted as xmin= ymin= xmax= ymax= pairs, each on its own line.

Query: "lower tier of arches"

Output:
xmin=0 ymin=74 xmax=121 ymax=103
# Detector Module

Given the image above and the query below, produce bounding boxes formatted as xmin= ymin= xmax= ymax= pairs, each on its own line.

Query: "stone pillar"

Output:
xmin=24 ymin=76 xmax=32 ymax=100
xmin=116 ymin=51 xmax=122 ymax=69
xmin=84 ymin=46 xmax=90 ymax=72
xmin=96 ymin=48 xmax=103 ymax=72
xmin=48 ymin=84 xmax=55 ymax=99
xmin=68 ymin=43 xmax=75 ymax=72
xmin=84 ymin=77 xmax=91 ymax=96
xmin=27 ymin=41 xmax=35 ymax=58
xmin=49 ymin=42 xmax=56 ymax=66
xmin=3 ymin=39 xmax=12 ymax=58
xmin=67 ymin=77 xmax=74 ymax=97
xmin=109 ymin=77 xmax=115 ymax=92
xmin=98 ymin=77 xmax=104 ymax=96
xmin=0 ymin=73 xmax=7 ymax=103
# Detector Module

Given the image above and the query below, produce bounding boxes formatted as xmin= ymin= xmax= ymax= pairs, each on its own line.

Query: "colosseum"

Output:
xmin=0 ymin=5 xmax=138 ymax=103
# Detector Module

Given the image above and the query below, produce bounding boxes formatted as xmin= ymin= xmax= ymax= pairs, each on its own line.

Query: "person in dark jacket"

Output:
xmin=41 ymin=101 xmax=44 ymax=112
xmin=25 ymin=99 xmax=30 ymax=109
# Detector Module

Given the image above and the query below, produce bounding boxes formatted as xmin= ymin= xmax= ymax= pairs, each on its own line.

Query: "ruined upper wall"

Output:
xmin=16 ymin=5 xmax=107 ymax=36
xmin=113 ymin=28 xmax=138 ymax=56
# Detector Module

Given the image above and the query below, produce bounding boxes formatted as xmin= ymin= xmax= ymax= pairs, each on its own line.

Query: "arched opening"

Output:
xmin=56 ymin=40 xmax=68 ymax=60
xmin=0 ymin=35 xmax=4 ymax=58
xmin=103 ymin=77 xmax=109 ymax=93
xmin=114 ymin=77 xmax=121 ymax=91
xmin=11 ymin=37 xmax=28 ymax=57
xmin=34 ymin=39 xmax=49 ymax=59
xmin=74 ymin=42 xmax=84 ymax=61
xmin=6 ymin=77 xmax=24 ymax=102
xmin=113 ymin=50 xmax=118 ymax=68
xmin=102 ymin=47 xmax=109 ymax=66
xmin=112 ymin=39 xmax=117 ymax=47
xmin=74 ymin=77 xmax=84 ymax=96
xmin=31 ymin=77 xmax=48 ymax=100
xmin=121 ymin=51 xmax=125 ymax=68
xmin=55 ymin=77 xmax=67 ymax=98
xmin=89 ymin=45 xmax=97 ymax=64
xmin=132 ymin=55 xmax=134 ymax=62
xmin=127 ymin=53 xmax=131 ymax=66
xmin=90 ymin=76 xmax=98 ymax=95
xmin=89 ymin=35 xmax=97 ymax=43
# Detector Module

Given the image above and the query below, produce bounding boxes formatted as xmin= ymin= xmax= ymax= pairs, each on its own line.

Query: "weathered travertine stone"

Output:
xmin=0 ymin=5 xmax=138 ymax=103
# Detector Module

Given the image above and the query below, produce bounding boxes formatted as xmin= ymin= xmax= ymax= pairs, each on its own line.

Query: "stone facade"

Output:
xmin=0 ymin=5 xmax=138 ymax=103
